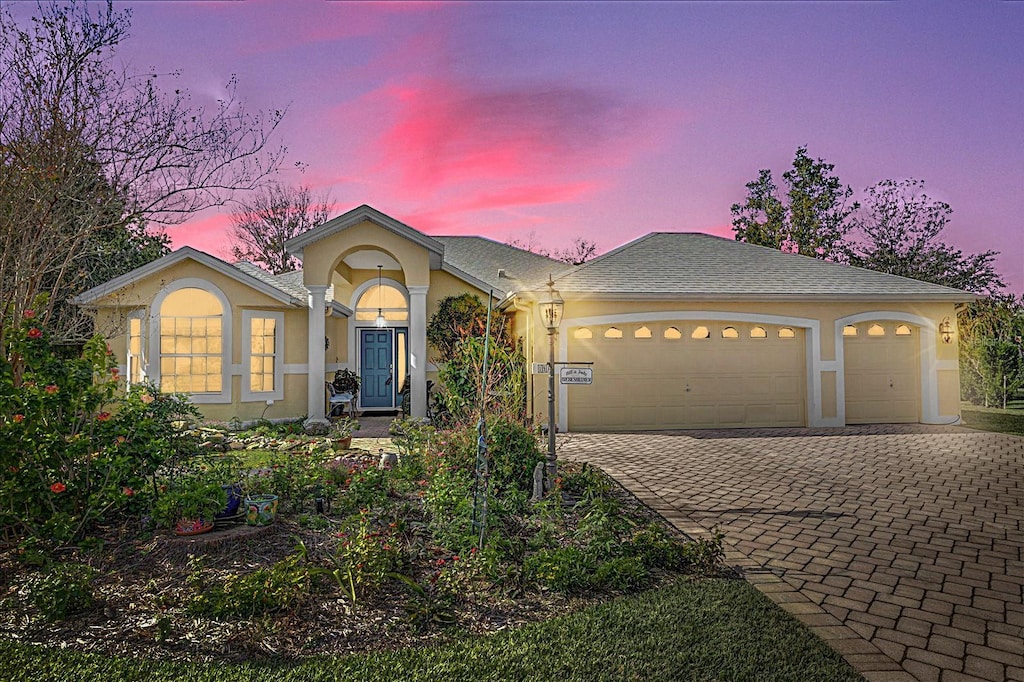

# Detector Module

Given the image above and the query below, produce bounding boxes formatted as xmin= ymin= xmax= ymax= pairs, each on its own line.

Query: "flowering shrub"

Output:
xmin=326 ymin=510 xmax=401 ymax=604
xmin=0 ymin=316 xmax=199 ymax=544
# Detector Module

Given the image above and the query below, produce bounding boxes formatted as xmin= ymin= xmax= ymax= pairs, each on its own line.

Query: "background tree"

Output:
xmin=229 ymin=182 xmax=333 ymax=274
xmin=848 ymin=178 xmax=1004 ymax=295
xmin=426 ymin=294 xmax=511 ymax=362
xmin=958 ymin=295 xmax=1024 ymax=408
xmin=506 ymin=233 xmax=600 ymax=265
xmin=0 ymin=0 xmax=284 ymax=353
xmin=731 ymin=146 xmax=858 ymax=261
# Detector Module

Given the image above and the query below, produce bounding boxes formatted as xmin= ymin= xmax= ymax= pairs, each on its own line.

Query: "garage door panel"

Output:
xmin=567 ymin=322 xmax=806 ymax=430
xmin=844 ymin=324 xmax=920 ymax=424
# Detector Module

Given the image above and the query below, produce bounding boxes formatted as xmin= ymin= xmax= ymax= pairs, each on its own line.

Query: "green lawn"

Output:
xmin=0 ymin=578 xmax=863 ymax=682
xmin=960 ymin=403 xmax=1024 ymax=435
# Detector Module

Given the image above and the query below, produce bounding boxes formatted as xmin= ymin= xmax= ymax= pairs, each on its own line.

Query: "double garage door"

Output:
xmin=566 ymin=321 xmax=806 ymax=431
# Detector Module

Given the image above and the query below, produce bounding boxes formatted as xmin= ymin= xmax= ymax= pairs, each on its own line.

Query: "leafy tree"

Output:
xmin=426 ymin=294 xmax=511 ymax=362
xmin=731 ymin=146 xmax=858 ymax=261
xmin=958 ymin=295 xmax=1024 ymax=408
xmin=848 ymin=179 xmax=1004 ymax=295
xmin=0 ymin=1 xmax=284 ymax=354
xmin=229 ymin=182 xmax=333 ymax=274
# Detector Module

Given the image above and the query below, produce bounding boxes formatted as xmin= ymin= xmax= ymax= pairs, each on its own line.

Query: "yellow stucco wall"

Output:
xmin=86 ymin=239 xmax=967 ymax=429
xmin=299 ymin=220 xmax=431 ymax=287
xmin=519 ymin=297 xmax=964 ymax=428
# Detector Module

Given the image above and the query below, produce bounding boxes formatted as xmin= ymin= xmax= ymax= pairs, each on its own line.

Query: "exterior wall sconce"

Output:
xmin=939 ymin=317 xmax=954 ymax=344
xmin=374 ymin=265 xmax=387 ymax=329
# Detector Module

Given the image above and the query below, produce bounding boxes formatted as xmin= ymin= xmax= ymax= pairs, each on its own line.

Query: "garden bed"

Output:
xmin=0 ymin=419 xmax=725 ymax=665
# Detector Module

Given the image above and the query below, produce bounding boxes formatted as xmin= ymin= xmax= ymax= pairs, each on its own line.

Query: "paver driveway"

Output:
xmin=559 ymin=425 xmax=1023 ymax=682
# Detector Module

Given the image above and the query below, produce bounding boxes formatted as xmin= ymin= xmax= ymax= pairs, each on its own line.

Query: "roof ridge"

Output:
xmin=552 ymin=232 xmax=659 ymax=284
xmin=437 ymin=234 xmax=568 ymax=264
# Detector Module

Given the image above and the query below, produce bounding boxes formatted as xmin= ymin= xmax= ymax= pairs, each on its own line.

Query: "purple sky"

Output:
xmin=16 ymin=1 xmax=1024 ymax=291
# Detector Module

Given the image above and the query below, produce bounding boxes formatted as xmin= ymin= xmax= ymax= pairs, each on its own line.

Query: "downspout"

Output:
xmin=508 ymin=295 xmax=534 ymax=418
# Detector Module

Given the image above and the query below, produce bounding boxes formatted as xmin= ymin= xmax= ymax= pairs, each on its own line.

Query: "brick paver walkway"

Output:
xmin=559 ymin=426 xmax=1023 ymax=682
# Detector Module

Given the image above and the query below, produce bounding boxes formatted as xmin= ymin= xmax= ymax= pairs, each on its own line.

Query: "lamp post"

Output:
xmin=538 ymin=276 xmax=564 ymax=484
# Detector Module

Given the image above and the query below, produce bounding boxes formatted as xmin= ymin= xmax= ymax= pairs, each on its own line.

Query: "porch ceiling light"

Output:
xmin=539 ymin=276 xmax=564 ymax=334
xmin=939 ymin=317 xmax=953 ymax=344
xmin=375 ymin=265 xmax=387 ymax=329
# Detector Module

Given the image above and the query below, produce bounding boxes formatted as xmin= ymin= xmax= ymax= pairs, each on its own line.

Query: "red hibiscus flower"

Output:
xmin=122 ymin=487 xmax=134 ymax=497
xmin=27 ymin=328 xmax=42 ymax=339
xmin=23 ymin=309 xmax=35 ymax=319
xmin=12 ymin=414 xmax=24 ymax=423
xmin=50 ymin=482 xmax=66 ymax=494
xmin=45 ymin=384 xmax=59 ymax=394
xmin=96 ymin=412 xmax=112 ymax=422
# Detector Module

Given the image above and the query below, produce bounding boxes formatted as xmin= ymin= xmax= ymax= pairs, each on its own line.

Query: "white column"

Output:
xmin=304 ymin=285 xmax=329 ymax=428
xmin=408 ymin=285 xmax=429 ymax=418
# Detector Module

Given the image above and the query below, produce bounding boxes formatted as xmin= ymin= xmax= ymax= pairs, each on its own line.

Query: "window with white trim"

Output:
xmin=242 ymin=310 xmax=284 ymax=401
xmin=158 ymin=288 xmax=223 ymax=393
xmin=127 ymin=311 xmax=146 ymax=386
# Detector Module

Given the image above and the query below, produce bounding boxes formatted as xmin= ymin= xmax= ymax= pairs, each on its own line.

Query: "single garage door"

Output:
xmin=844 ymin=322 xmax=921 ymax=424
xmin=567 ymin=321 xmax=806 ymax=431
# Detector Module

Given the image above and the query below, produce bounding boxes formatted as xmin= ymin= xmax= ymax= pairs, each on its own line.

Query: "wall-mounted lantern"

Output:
xmin=939 ymin=317 xmax=954 ymax=344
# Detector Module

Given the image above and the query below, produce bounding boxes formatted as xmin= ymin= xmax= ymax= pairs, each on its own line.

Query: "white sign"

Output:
xmin=531 ymin=363 xmax=550 ymax=375
xmin=559 ymin=367 xmax=593 ymax=385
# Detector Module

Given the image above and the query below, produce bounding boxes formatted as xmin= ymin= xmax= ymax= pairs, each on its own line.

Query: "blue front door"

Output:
xmin=360 ymin=330 xmax=393 ymax=408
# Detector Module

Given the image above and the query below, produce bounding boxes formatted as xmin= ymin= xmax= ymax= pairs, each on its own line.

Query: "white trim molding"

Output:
xmin=149 ymin=277 xmax=233 ymax=404
xmin=241 ymin=310 xmax=285 ymax=403
xmin=833 ymin=312 xmax=949 ymax=425
xmin=556 ymin=310 xmax=828 ymax=431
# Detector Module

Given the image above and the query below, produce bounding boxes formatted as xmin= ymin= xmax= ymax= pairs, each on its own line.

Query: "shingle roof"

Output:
xmin=232 ymin=263 xmax=310 ymax=300
xmin=549 ymin=233 xmax=975 ymax=301
xmin=434 ymin=236 xmax=571 ymax=296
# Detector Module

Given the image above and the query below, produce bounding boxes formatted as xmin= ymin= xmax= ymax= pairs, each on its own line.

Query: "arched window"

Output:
xmin=750 ymin=326 xmax=767 ymax=339
xmin=778 ymin=327 xmax=796 ymax=339
xmin=355 ymin=283 xmax=408 ymax=322
xmin=691 ymin=326 xmax=710 ymax=340
xmin=634 ymin=325 xmax=652 ymax=339
xmin=604 ymin=327 xmax=623 ymax=339
xmin=664 ymin=326 xmax=682 ymax=339
xmin=159 ymin=288 xmax=223 ymax=394
xmin=868 ymin=324 xmax=886 ymax=337
xmin=722 ymin=326 xmax=739 ymax=339
xmin=843 ymin=325 xmax=858 ymax=337
xmin=895 ymin=324 xmax=912 ymax=336
xmin=574 ymin=328 xmax=593 ymax=339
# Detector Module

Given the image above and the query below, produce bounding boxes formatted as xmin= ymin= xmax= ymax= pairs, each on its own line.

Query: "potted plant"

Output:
xmin=332 ymin=368 xmax=360 ymax=396
xmin=240 ymin=468 xmax=279 ymax=527
xmin=154 ymin=478 xmax=228 ymax=536
xmin=329 ymin=417 xmax=360 ymax=451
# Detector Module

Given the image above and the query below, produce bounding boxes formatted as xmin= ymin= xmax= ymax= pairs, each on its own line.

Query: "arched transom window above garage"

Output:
xmin=355 ymin=284 xmax=408 ymax=322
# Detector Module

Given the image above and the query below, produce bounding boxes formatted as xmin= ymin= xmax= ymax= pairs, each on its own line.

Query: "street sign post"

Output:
xmin=559 ymin=367 xmax=593 ymax=385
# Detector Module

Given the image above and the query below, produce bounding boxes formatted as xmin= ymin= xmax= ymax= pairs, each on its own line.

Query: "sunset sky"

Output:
xmin=14 ymin=0 xmax=1024 ymax=291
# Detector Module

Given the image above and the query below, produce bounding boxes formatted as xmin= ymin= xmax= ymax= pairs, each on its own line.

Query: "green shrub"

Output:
xmin=621 ymin=523 xmax=691 ymax=571
xmin=324 ymin=511 xmax=402 ymax=604
xmin=1 ymin=313 xmax=200 ymax=544
xmin=523 ymin=546 xmax=594 ymax=593
xmin=188 ymin=552 xmax=314 ymax=619
xmin=23 ymin=562 xmax=97 ymax=620
xmin=592 ymin=556 xmax=651 ymax=591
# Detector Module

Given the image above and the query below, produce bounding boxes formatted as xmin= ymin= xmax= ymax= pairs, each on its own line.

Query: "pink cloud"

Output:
xmin=375 ymin=78 xmax=644 ymax=197
xmin=166 ymin=212 xmax=235 ymax=261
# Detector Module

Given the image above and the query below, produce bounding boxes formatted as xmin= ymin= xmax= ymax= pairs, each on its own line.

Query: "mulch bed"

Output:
xmin=0 ymin=472 xmax=675 ymax=666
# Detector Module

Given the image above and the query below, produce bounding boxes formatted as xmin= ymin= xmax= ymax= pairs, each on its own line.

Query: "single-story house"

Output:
xmin=74 ymin=204 xmax=973 ymax=431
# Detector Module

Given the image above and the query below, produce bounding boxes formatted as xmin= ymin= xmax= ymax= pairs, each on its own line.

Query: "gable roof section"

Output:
xmin=73 ymin=247 xmax=308 ymax=307
xmin=550 ymin=233 xmax=976 ymax=301
xmin=434 ymin=236 xmax=571 ymax=298
xmin=285 ymin=204 xmax=444 ymax=268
